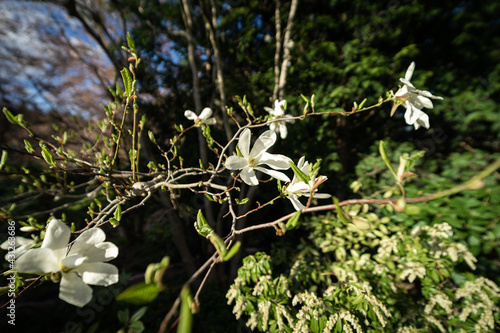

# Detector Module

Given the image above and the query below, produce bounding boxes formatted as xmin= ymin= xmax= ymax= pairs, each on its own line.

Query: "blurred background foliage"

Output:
xmin=1 ymin=0 xmax=499 ymax=331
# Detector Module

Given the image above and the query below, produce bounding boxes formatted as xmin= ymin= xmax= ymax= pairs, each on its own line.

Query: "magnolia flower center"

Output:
xmin=248 ymin=158 xmax=256 ymax=168
xmin=60 ymin=263 xmax=72 ymax=273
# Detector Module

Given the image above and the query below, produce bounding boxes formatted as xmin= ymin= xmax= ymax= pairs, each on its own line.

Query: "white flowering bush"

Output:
xmin=1 ymin=33 xmax=499 ymax=333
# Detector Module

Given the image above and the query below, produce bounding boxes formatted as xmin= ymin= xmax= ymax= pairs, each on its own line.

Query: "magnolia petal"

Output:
xmin=278 ymin=123 xmax=288 ymax=139
xmin=399 ymin=78 xmax=416 ymax=89
xmin=264 ymin=106 xmax=274 ymax=115
xmin=62 ymin=253 xmax=87 ymax=269
xmin=249 ymin=130 xmax=276 ymax=160
xmin=184 ymin=110 xmax=198 ymax=120
xmin=238 ymin=128 xmax=251 ymax=159
xmin=296 ymin=156 xmax=307 ymax=170
xmin=67 ymin=242 xmax=119 ymax=265
xmin=313 ymin=193 xmax=332 ymax=199
xmin=405 ymin=62 xmax=415 ymax=81
xmin=60 ymin=271 xmax=93 ymax=307
xmin=287 ymin=181 xmax=310 ymax=194
xmin=395 ymin=85 xmax=409 ymax=98
xmin=71 ymin=228 xmax=106 ymax=253
xmin=414 ymin=112 xmax=430 ymax=130
xmin=203 ymin=117 xmax=216 ymax=125
xmin=76 ymin=262 xmax=119 ymax=287
xmin=405 ymin=107 xmax=429 ymax=129
xmin=254 ymin=167 xmax=290 ymax=182
xmin=199 ymin=107 xmax=213 ymax=120
xmin=240 ymin=167 xmax=258 ymax=186
xmin=225 ymin=155 xmax=248 ymax=170
xmin=418 ymin=89 xmax=443 ymax=100
xmin=15 ymin=247 xmax=60 ymax=273
xmin=412 ymin=94 xmax=434 ymax=109
xmin=93 ymin=242 xmax=119 ymax=262
xmin=1 ymin=236 xmax=33 ymax=250
xmin=288 ymin=194 xmax=305 ymax=211
xmin=404 ymin=103 xmax=416 ymax=124
xmin=259 ymin=152 xmax=291 ymax=170
xmin=284 ymin=114 xmax=295 ymax=123
xmin=41 ymin=219 xmax=70 ymax=259
xmin=4 ymin=242 xmax=35 ymax=261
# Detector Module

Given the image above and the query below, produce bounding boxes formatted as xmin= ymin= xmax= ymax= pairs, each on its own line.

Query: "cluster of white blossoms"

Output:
xmin=224 ymin=128 xmax=331 ymax=210
xmin=14 ymin=219 xmax=119 ymax=307
xmin=184 ymin=107 xmax=216 ymax=126
xmin=264 ymin=99 xmax=295 ymax=139
xmin=225 ymin=128 xmax=292 ymax=186
xmin=222 ymin=63 xmax=442 ymax=206
xmin=395 ymin=62 xmax=443 ymax=129
xmin=284 ymin=156 xmax=331 ymax=210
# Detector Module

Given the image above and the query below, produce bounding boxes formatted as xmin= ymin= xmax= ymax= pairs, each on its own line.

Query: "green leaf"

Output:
xmin=194 ymin=209 xmax=214 ymax=238
xmin=130 ymin=306 xmax=148 ymax=322
xmin=148 ymin=131 xmax=156 ymax=143
xmin=285 ymin=210 xmax=302 ymax=230
xmin=116 ymin=283 xmax=159 ymax=305
xmin=126 ymin=32 xmax=137 ymax=54
xmin=237 ymin=198 xmax=249 ymax=205
xmin=114 ymin=204 xmax=122 ymax=222
xmin=115 ymin=82 xmax=124 ymax=97
xmin=40 ymin=144 xmax=55 ymax=166
xmin=289 ymin=160 xmax=310 ymax=183
xmin=223 ymin=241 xmax=241 ymax=261
xmin=208 ymin=232 xmax=227 ymax=259
xmin=110 ymin=218 xmax=120 ymax=227
xmin=378 ymin=141 xmax=398 ymax=181
xmin=357 ymin=98 xmax=367 ymax=110
xmin=2 ymin=107 xmax=19 ymax=125
xmin=121 ymin=68 xmax=133 ymax=96
xmin=333 ymin=196 xmax=352 ymax=225
xmin=117 ymin=308 xmax=129 ymax=323
xmin=177 ymin=286 xmax=193 ymax=333
xmin=0 ymin=150 xmax=7 ymax=170
xmin=129 ymin=321 xmax=145 ymax=333
xmin=24 ymin=140 xmax=34 ymax=154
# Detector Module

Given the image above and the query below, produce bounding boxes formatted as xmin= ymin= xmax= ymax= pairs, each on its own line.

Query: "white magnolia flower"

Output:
xmin=264 ymin=99 xmax=295 ymax=139
xmin=225 ymin=128 xmax=291 ymax=186
xmin=395 ymin=62 xmax=443 ymax=129
xmin=284 ymin=156 xmax=331 ymax=210
xmin=184 ymin=107 xmax=216 ymax=126
xmin=1 ymin=236 xmax=36 ymax=261
xmin=15 ymin=219 xmax=119 ymax=307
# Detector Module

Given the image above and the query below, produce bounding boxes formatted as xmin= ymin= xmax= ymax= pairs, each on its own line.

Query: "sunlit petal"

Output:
xmin=199 ymin=107 xmax=213 ymax=120
xmin=60 ymin=271 xmax=93 ymax=307
xmin=69 ymin=228 xmax=106 ymax=257
xmin=238 ymin=128 xmax=251 ymax=158
xmin=254 ymin=167 xmax=290 ymax=182
xmin=41 ymin=219 xmax=70 ymax=261
xmin=240 ymin=167 xmax=258 ymax=186
xmin=278 ymin=123 xmax=288 ymax=139
xmin=62 ymin=254 xmax=87 ymax=269
xmin=313 ymin=193 xmax=332 ymax=199
xmin=76 ymin=262 xmax=119 ymax=286
xmin=15 ymin=247 xmax=60 ymax=273
xmin=412 ymin=94 xmax=434 ymax=109
xmin=288 ymin=194 xmax=305 ymax=211
xmin=184 ymin=110 xmax=197 ymax=120
xmin=259 ymin=152 xmax=291 ymax=170
xmin=225 ymin=156 xmax=248 ymax=170
xmin=405 ymin=62 xmax=415 ymax=81
xmin=249 ymin=130 xmax=276 ymax=159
